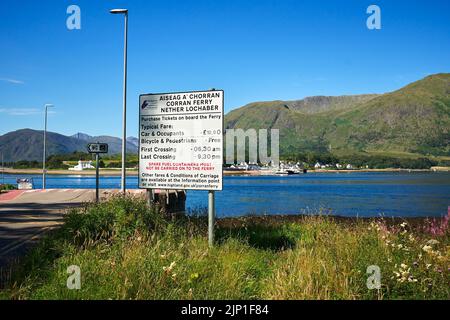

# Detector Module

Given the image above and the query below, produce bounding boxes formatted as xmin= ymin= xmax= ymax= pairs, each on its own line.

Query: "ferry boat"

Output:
xmin=274 ymin=167 xmax=307 ymax=175
xmin=275 ymin=169 xmax=300 ymax=175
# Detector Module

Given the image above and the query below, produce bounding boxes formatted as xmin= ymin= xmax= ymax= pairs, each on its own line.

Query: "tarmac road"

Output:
xmin=0 ymin=188 xmax=145 ymax=282
xmin=0 ymin=189 xmax=96 ymax=272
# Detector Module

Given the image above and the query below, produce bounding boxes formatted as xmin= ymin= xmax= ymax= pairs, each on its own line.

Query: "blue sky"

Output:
xmin=0 ymin=0 xmax=449 ymax=137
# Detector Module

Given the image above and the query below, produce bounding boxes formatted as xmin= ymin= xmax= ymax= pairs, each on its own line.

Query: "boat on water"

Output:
xmin=275 ymin=169 xmax=306 ymax=175
xmin=17 ymin=178 xmax=34 ymax=190
xmin=272 ymin=161 xmax=308 ymax=175
xmin=275 ymin=169 xmax=297 ymax=175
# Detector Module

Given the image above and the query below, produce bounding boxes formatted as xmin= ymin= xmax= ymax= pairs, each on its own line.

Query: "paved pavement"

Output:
xmin=0 ymin=188 xmax=144 ymax=279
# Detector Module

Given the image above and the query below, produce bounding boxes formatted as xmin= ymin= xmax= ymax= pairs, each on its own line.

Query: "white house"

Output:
xmin=314 ymin=162 xmax=322 ymax=169
xmin=69 ymin=160 xmax=95 ymax=171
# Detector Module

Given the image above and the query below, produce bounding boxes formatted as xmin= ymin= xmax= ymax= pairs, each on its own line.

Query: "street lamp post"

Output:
xmin=110 ymin=8 xmax=128 ymax=194
xmin=42 ymin=104 xmax=54 ymax=189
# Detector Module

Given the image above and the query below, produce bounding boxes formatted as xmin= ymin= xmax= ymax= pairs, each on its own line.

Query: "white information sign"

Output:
xmin=139 ymin=90 xmax=224 ymax=191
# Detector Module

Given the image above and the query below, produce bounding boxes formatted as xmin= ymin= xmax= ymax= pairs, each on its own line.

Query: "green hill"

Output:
xmin=225 ymin=73 xmax=450 ymax=157
xmin=0 ymin=129 xmax=138 ymax=162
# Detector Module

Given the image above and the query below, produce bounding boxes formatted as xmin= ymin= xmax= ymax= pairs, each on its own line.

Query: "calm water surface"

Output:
xmin=2 ymin=172 xmax=449 ymax=218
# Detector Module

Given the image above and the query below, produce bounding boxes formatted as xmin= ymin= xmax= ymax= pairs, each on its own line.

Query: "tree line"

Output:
xmin=7 ymin=151 xmax=449 ymax=170
xmin=11 ymin=152 xmax=139 ymax=169
xmin=281 ymin=152 xmax=448 ymax=169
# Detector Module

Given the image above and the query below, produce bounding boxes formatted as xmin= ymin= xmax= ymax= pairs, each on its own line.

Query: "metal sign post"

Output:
xmin=146 ymin=188 xmax=154 ymax=207
xmin=87 ymin=143 xmax=109 ymax=203
xmin=95 ymin=153 xmax=100 ymax=202
xmin=208 ymin=191 xmax=215 ymax=247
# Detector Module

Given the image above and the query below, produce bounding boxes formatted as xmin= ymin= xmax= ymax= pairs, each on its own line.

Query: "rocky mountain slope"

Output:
xmin=225 ymin=73 xmax=450 ymax=157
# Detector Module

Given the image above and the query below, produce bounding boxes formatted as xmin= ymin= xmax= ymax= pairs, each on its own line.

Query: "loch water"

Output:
xmin=2 ymin=172 xmax=449 ymax=217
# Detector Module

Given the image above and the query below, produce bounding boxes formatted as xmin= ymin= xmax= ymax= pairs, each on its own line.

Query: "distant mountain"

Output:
xmin=127 ymin=136 xmax=139 ymax=149
xmin=73 ymin=132 xmax=139 ymax=147
xmin=2 ymin=74 xmax=449 ymax=162
xmin=225 ymin=73 xmax=450 ymax=157
xmin=71 ymin=133 xmax=93 ymax=141
xmin=0 ymin=129 xmax=138 ymax=162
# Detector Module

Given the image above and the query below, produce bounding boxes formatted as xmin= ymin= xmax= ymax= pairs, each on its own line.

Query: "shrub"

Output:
xmin=62 ymin=195 xmax=166 ymax=246
xmin=0 ymin=184 xmax=17 ymax=191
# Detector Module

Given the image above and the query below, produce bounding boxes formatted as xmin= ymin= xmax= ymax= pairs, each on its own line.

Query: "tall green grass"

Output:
xmin=1 ymin=196 xmax=448 ymax=300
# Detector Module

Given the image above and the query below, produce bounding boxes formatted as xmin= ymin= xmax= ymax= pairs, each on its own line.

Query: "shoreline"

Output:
xmin=1 ymin=167 xmax=449 ymax=176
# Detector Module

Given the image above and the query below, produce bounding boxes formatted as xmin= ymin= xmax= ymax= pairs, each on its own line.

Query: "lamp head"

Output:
xmin=110 ymin=9 xmax=128 ymax=14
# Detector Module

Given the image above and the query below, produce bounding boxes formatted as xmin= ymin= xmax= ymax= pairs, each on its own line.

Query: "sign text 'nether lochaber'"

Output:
xmin=139 ymin=90 xmax=224 ymax=191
